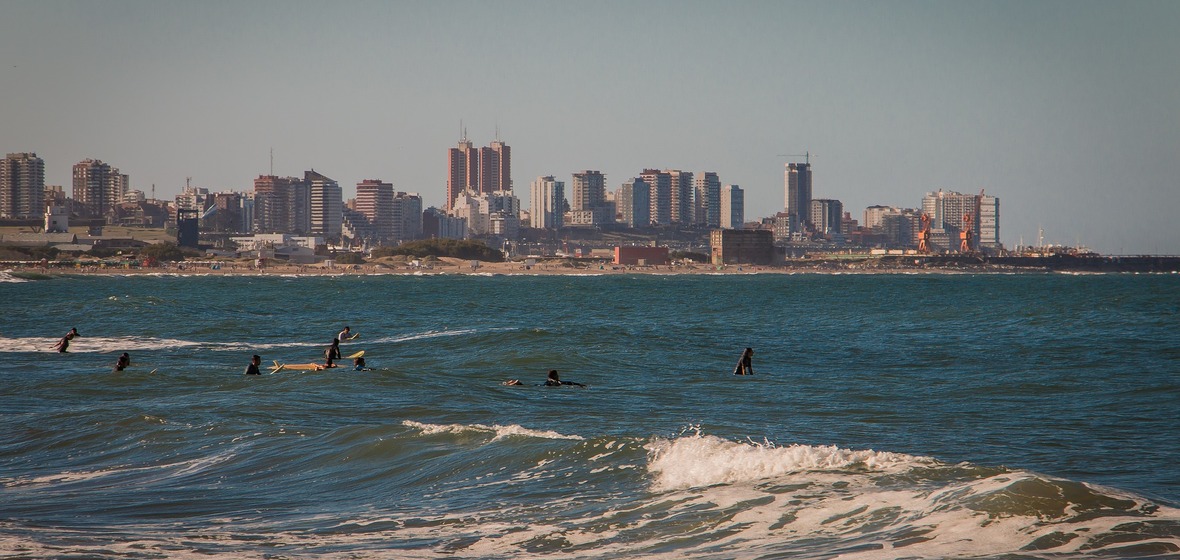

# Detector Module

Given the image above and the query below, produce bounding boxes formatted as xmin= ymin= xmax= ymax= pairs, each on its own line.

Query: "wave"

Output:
xmin=402 ymin=420 xmax=584 ymax=441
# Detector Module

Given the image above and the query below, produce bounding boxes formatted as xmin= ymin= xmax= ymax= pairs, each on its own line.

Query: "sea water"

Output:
xmin=1 ymin=271 xmax=1177 ymax=559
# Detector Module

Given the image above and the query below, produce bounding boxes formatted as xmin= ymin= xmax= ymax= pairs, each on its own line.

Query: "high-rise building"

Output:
xmin=640 ymin=169 xmax=672 ymax=226
xmin=978 ymin=195 xmax=1000 ymax=249
xmin=615 ymin=178 xmax=651 ymax=228
xmin=446 ymin=134 xmax=512 ymax=210
xmin=693 ymin=172 xmax=721 ymax=227
xmin=785 ymin=162 xmax=812 ymax=233
xmin=809 ymin=199 xmax=844 ymax=236
xmin=356 ymin=179 xmax=394 ymax=241
xmin=72 ymin=159 xmax=128 ymax=218
xmin=253 ymin=175 xmax=309 ymax=234
xmin=530 ymin=175 xmax=564 ymax=229
xmin=667 ymin=170 xmax=693 ymax=224
xmin=571 ymin=170 xmax=606 ymax=211
xmin=0 ymin=152 xmax=45 ymax=219
xmin=391 ymin=192 xmax=423 ymax=243
xmin=307 ymin=170 xmax=341 ymax=239
xmin=720 ymin=184 xmax=744 ymax=229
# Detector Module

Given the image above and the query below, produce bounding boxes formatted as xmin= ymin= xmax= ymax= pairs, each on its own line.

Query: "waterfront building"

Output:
xmin=978 ymin=195 xmax=1000 ymax=250
xmin=307 ymin=170 xmax=342 ymax=239
xmin=710 ymin=229 xmax=775 ymax=265
xmin=640 ymin=169 xmax=672 ymax=226
xmin=720 ymin=185 xmax=744 ymax=229
xmin=810 ymin=199 xmax=844 ymax=237
xmin=253 ymin=175 xmax=310 ymax=235
xmin=72 ymin=159 xmax=128 ymax=219
xmin=571 ymin=171 xmax=606 ymax=212
xmin=356 ymin=180 xmax=394 ymax=241
xmin=446 ymin=134 xmax=511 ymax=210
xmin=693 ymin=172 xmax=721 ymax=227
xmin=667 ymin=170 xmax=693 ymax=224
xmin=614 ymin=246 xmax=669 ymax=266
xmin=615 ymin=178 xmax=650 ymax=228
xmin=530 ymin=176 xmax=564 ymax=230
xmin=921 ymin=190 xmax=1000 ymax=251
xmin=391 ymin=192 xmax=423 ymax=243
xmin=784 ymin=162 xmax=812 ymax=233
xmin=1 ymin=152 xmax=45 ymax=219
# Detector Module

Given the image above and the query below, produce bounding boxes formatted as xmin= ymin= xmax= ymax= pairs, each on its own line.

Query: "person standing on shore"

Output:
xmin=244 ymin=355 xmax=262 ymax=375
xmin=733 ymin=347 xmax=754 ymax=375
xmin=53 ymin=328 xmax=78 ymax=353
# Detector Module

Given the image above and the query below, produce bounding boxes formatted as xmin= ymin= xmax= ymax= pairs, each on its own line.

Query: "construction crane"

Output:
xmin=918 ymin=213 xmax=932 ymax=254
xmin=959 ymin=213 xmax=973 ymax=253
xmin=777 ymin=151 xmax=814 ymax=165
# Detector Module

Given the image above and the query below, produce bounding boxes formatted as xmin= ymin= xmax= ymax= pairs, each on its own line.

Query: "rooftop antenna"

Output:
xmin=495 ymin=122 xmax=500 ymax=141
xmin=270 ymin=147 xmax=274 ymax=176
xmin=151 ymin=183 xmax=155 ymax=201
xmin=185 ymin=176 xmax=192 ymax=192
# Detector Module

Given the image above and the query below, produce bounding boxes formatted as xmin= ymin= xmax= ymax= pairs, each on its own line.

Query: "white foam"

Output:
xmin=402 ymin=420 xmax=584 ymax=441
xmin=645 ymin=434 xmax=930 ymax=491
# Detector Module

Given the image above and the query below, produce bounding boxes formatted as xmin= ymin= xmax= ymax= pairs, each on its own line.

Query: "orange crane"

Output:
xmin=918 ymin=213 xmax=932 ymax=253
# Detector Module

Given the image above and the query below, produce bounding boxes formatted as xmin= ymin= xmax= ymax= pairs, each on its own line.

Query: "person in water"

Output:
xmin=733 ymin=347 xmax=754 ymax=375
xmin=544 ymin=369 xmax=586 ymax=387
xmin=324 ymin=338 xmax=341 ymax=368
xmin=353 ymin=356 xmax=369 ymax=371
xmin=338 ymin=326 xmax=355 ymax=341
xmin=53 ymin=328 xmax=79 ymax=353
xmin=245 ymin=354 xmax=262 ymax=375
xmin=114 ymin=352 xmax=131 ymax=372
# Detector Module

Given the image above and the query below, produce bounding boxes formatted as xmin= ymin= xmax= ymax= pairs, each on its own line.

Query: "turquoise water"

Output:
xmin=2 ymin=271 xmax=1178 ymax=559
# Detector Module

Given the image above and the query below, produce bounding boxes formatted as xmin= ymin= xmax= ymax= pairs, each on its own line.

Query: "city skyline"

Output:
xmin=3 ymin=1 xmax=1178 ymax=254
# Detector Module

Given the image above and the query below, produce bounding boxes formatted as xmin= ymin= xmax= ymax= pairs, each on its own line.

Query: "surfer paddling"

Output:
xmin=53 ymin=327 xmax=78 ymax=353
xmin=544 ymin=370 xmax=586 ymax=387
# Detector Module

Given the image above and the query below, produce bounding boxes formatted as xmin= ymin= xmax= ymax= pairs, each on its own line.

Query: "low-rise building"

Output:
xmin=614 ymin=245 xmax=669 ymax=266
xmin=710 ymin=229 xmax=775 ymax=265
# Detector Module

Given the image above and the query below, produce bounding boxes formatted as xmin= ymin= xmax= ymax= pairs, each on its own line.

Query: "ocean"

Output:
xmin=1 ymin=271 xmax=1178 ymax=559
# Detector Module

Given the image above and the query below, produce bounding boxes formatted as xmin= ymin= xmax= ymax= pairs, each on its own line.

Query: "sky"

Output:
xmin=3 ymin=0 xmax=1178 ymax=254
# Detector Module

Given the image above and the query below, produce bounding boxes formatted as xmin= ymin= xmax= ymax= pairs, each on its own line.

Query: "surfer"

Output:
xmin=544 ymin=370 xmax=586 ymax=387
xmin=245 ymin=355 xmax=261 ymax=375
xmin=733 ymin=347 xmax=754 ymax=375
xmin=324 ymin=338 xmax=341 ymax=368
xmin=353 ymin=356 xmax=370 ymax=371
xmin=338 ymin=326 xmax=356 ymax=341
xmin=53 ymin=327 xmax=78 ymax=353
xmin=113 ymin=352 xmax=131 ymax=372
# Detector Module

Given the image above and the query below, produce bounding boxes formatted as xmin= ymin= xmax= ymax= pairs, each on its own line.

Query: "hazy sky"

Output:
xmin=3 ymin=0 xmax=1178 ymax=254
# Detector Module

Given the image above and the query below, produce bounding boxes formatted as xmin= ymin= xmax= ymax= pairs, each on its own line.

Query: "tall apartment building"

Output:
xmin=615 ymin=178 xmax=651 ymax=228
xmin=253 ymin=175 xmax=310 ymax=234
xmin=530 ymin=175 xmax=564 ymax=229
xmin=0 ymin=152 xmax=45 ymax=219
xmin=72 ymin=159 xmax=128 ymax=218
xmin=809 ymin=199 xmax=844 ymax=236
xmin=863 ymin=205 xmax=898 ymax=231
xmin=978 ymin=195 xmax=1000 ymax=249
xmin=307 ymin=170 xmax=342 ymax=239
xmin=693 ymin=172 xmax=721 ymax=227
xmin=571 ymin=170 xmax=606 ymax=211
xmin=446 ymin=134 xmax=511 ymax=210
xmin=720 ymin=184 xmax=744 ymax=229
xmin=391 ymin=192 xmax=423 ymax=243
xmin=667 ymin=170 xmax=693 ymax=224
xmin=785 ymin=162 xmax=812 ymax=233
xmin=356 ymin=180 xmax=395 ymax=241
xmin=640 ymin=169 xmax=672 ymax=226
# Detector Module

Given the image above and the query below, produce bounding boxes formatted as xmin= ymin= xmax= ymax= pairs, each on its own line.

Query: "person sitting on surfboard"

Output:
xmin=323 ymin=338 xmax=341 ymax=368
xmin=245 ymin=355 xmax=262 ymax=375
xmin=54 ymin=327 xmax=79 ymax=353
xmin=733 ymin=347 xmax=754 ymax=375
xmin=544 ymin=370 xmax=585 ymax=387
xmin=338 ymin=326 xmax=357 ymax=341
xmin=114 ymin=352 xmax=131 ymax=372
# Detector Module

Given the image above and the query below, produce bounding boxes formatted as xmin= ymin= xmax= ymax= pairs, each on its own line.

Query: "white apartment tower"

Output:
xmin=530 ymin=175 xmax=564 ymax=229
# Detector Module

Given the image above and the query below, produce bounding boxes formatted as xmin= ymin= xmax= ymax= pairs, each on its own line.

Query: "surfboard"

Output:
xmin=346 ymin=350 xmax=365 ymax=359
xmin=270 ymin=360 xmax=327 ymax=374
